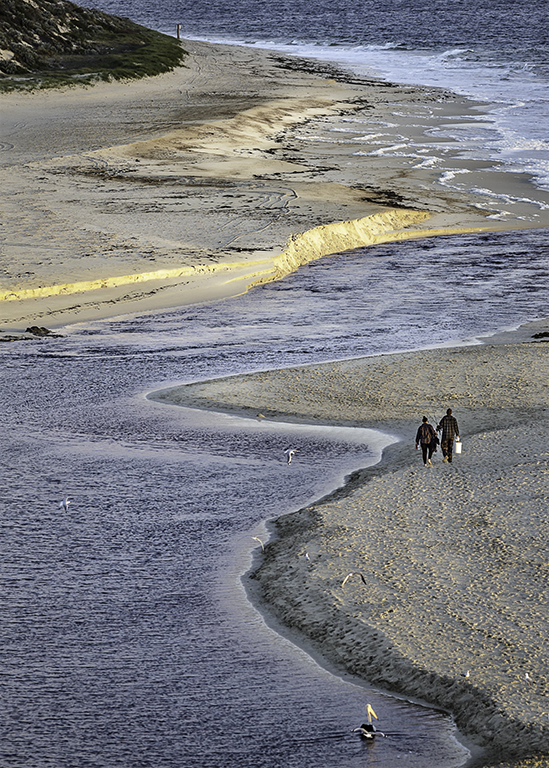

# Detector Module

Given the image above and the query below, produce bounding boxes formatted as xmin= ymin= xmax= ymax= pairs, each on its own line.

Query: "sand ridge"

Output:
xmin=151 ymin=329 xmax=549 ymax=763
xmin=151 ymin=334 xmax=549 ymax=436
xmin=3 ymin=39 xmax=548 ymax=331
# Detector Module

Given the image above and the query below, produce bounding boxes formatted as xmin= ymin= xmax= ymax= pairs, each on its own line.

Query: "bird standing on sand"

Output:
xmin=284 ymin=448 xmax=298 ymax=465
xmin=342 ymin=572 xmax=367 ymax=587
xmin=59 ymin=497 xmax=71 ymax=511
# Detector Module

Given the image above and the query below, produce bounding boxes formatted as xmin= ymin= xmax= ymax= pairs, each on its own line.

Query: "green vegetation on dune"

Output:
xmin=0 ymin=0 xmax=186 ymax=90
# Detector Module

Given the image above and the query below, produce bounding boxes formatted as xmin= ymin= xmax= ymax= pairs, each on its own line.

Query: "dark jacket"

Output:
xmin=416 ymin=423 xmax=436 ymax=445
xmin=437 ymin=414 xmax=459 ymax=443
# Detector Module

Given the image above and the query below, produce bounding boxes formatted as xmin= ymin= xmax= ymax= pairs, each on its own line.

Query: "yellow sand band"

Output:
xmin=252 ymin=208 xmax=491 ymax=285
xmin=0 ymin=209 xmax=490 ymax=302
xmin=0 ymin=260 xmax=272 ymax=302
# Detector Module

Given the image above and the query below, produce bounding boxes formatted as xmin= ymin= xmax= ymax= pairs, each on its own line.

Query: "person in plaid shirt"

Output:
xmin=436 ymin=408 xmax=460 ymax=463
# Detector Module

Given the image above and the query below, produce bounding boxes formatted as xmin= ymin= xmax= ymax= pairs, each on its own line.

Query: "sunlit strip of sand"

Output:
xmin=0 ymin=260 xmax=274 ymax=302
xmin=0 ymin=209 xmax=490 ymax=313
xmin=259 ymin=209 xmax=490 ymax=284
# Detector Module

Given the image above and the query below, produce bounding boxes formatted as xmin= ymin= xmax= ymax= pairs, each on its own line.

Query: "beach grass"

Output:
xmin=0 ymin=0 xmax=186 ymax=91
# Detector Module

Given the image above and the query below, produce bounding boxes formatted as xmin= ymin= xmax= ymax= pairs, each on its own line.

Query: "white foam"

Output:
xmin=468 ymin=187 xmax=549 ymax=211
xmin=413 ymin=157 xmax=441 ymax=169
xmin=185 ymin=33 xmax=549 ymax=192
xmin=352 ymin=133 xmax=391 ymax=141
xmin=368 ymin=143 xmax=408 ymax=155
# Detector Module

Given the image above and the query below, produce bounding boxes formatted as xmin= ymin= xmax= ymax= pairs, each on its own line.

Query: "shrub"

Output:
xmin=0 ymin=0 xmax=186 ymax=89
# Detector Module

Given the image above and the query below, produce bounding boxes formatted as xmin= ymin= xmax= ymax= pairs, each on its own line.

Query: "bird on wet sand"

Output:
xmin=342 ymin=572 xmax=367 ymax=587
xmin=239 ymin=535 xmax=264 ymax=551
xmin=59 ymin=497 xmax=71 ymax=511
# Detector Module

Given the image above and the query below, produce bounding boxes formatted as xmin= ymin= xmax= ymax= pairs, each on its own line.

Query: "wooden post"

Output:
xmin=176 ymin=24 xmax=181 ymax=39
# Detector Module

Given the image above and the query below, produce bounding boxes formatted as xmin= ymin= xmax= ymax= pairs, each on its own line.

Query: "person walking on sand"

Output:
xmin=415 ymin=416 xmax=437 ymax=467
xmin=437 ymin=408 xmax=460 ymax=463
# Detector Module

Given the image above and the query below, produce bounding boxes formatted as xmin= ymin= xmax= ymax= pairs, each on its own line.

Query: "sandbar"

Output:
xmin=2 ymin=39 xmax=549 ymax=332
xmin=4 ymin=37 xmax=549 ymax=765
xmin=151 ymin=319 xmax=549 ymax=766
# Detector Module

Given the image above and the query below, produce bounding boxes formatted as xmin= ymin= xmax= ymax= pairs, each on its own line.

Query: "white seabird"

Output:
xmin=284 ymin=448 xmax=298 ymax=465
xmin=59 ymin=497 xmax=71 ymax=512
xmin=342 ymin=572 xmax=367 ymax=587
xmin=353 ymin=703 xmax=386 ymax=739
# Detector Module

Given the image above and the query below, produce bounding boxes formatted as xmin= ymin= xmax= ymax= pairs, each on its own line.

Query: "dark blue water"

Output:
xmin=4 ymin=0 xmax=549 ymax=761
xmin=2 ymin=227 xmax=548 ymax=767
xmin=81 ymin=0 xmax=548 ymax=65
xmin=81 ymin=0 xmax=549 ymax=189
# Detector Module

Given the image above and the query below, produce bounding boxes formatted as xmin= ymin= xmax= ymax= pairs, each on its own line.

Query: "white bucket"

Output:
xmin=455 ymin=439 xmax=462 ymax=454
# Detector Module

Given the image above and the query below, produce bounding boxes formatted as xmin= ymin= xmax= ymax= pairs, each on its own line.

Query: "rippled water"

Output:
xmin=82 ymin=0 xmax=549 ymax=191
xmin=99 ymin=227 xmax=549 ymax=367
xmin=0 ymin=340 xmax=462 ymax=768
xmin=2 ymin=228 xmax=549 ymax=767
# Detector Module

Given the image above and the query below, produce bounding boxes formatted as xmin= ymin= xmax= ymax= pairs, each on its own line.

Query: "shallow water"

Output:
xmin=2 ymin=228 xmax=549 ymax=767
xmin=100 ymin=227 xmax=548 ymax=367
xmin=1 ymin=338 xmax=462 ymax=768
xmin=82 ymin=0 xmax=549 ymax=191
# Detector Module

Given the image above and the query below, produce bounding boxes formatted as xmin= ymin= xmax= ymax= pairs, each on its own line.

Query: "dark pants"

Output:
xmin=441 ymin=439 xmax=453 ymax=462
xmin=421 ymin=443 xmax=436 ymax=463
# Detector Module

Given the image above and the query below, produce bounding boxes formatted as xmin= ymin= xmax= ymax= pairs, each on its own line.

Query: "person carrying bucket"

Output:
xmin=436 ymin=408 xmax=460 ymax=463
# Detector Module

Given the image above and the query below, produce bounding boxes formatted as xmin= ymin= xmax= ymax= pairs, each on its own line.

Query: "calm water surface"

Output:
xmin=2 ymin=230 xmax=549 ymax=767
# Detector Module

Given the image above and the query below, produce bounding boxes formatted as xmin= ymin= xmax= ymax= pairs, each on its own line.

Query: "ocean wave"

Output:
xmin=469 ymin=187 xmax=549 ymax=211
xmin=413 ymin=157 xmax=441 ymax=169
xmin=430 ymin=47 xmax=477 ymax=63
xmin=367 ymin=143 xmax=409 ymax=156
xmin=352 ymin=133 xmax=392 ymax=141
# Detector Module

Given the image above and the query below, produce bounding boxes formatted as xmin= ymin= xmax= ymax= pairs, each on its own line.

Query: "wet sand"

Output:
xmin=3 ymin=36 xmax=549 ymax=765
xmin=2 ymin=39 xmax=549 ymax=332
xmin=151 ymin=319 xmax=549 ymax=766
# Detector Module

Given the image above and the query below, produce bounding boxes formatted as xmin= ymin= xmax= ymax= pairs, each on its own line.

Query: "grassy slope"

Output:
xmin=0 ymin=0 xmax=186 ymax=90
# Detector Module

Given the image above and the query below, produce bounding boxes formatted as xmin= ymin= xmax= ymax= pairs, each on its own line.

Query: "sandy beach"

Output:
xmin=3 ymin=37 xmax=549 ymax=765
xmin=2 ymin=39 xmax=549 ymax=333
xmin=152 ymin=322 xmax=549 ymax=765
